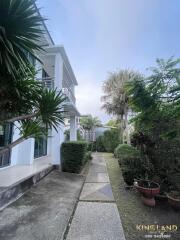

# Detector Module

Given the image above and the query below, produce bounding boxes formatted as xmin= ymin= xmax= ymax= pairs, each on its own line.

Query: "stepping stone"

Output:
xmin=88 ymin=164 xmax=107 ymax=173
xmin=80 ymin=183 xmax=114 ymax=201
xmin=66 ymin=202 xmax=126 ymax=240
xmin=91 ymin=159 xmax=106 ymax=166
xmin=86 ymin=172 xmax=109 ymax=183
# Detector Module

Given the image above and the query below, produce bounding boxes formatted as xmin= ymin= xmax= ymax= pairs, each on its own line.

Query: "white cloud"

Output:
xmin=75 ymin=71 xmax=109 ymax=123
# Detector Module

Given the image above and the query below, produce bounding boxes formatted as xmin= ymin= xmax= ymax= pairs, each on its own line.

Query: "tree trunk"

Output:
xmin=5 ymin=112 xmax=38 ymax=123
xmin=118 ymin=115 xmax=123 ymax=143
xmin=0 ymin=136 xmax=25 ymax=155
xmin=124 ymin=107 xmax=130 ymax=144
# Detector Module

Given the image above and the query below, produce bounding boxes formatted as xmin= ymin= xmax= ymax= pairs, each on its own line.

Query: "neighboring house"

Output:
xmin=94 ymin=126 xmax=112 ymax=139
xmin=79 ymin=126 xmax=112 ymax=142
xmin=0 ymin=8 xmax=80 ymax=172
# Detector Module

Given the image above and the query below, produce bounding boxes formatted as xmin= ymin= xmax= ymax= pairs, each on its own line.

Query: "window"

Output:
xmin=42 ymin=69 xmax=49 ymax=78
xmin=0 ymin=124 xmax=13 ymax=167
xmin=34 ymin=136 xmax=47 ymax=158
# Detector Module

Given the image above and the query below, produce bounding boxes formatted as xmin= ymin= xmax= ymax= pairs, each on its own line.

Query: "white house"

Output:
xmin=0 ymin=7 xmax=80 ymax=192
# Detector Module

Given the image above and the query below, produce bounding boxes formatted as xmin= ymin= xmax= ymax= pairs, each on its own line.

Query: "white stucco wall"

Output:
xmin=11 ymin=123 xmax=35 ymax=166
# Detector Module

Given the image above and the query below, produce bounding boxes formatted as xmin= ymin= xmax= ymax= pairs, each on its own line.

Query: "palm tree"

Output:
xmin=0 ymin=0 xmax=66 ymax=154
xmin=101 ymin=70 xmax=141 ymax=143
xmin=80 ymin=115 xmax=101 ymax=141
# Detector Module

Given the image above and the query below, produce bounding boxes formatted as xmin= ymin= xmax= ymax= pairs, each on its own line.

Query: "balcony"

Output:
xmin=62 ymin=88 xmax=76 ymax=105
xmin=37 ymin=78 xmax=76 ymax=105
xmin=38 ymin=77 xmax=54 ymax=89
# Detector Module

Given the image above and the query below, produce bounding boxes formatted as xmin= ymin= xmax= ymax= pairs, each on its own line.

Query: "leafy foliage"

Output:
xmin=80 ymin=115 xmax=101 ymax=130
xmin=102 ymin=129 xmax=119 ymax=152
xmin=0 ymin=0 xmax=66 ymax=151
xmin=84 ymin=151 xmax=92 ymax=163
xmin=127 ymin=57 xmax=180 ymax=192
xmin=61 ymin=141 xmax=87 ymax=173
xmin=94 ymin=136 xmax=106 ymax=152
xmin=101 ymin=70 xmax=142 ymax=143
xmin=105 ymin=119 xmax=119 ymax=128
xmin=0 ymin=0 xmax=44 ymax=76
xmin=114 ymin=144 xmax=142 ymax=185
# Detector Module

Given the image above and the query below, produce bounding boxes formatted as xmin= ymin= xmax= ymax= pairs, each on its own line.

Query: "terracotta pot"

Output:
xmin=135 ymin=180 xmax=160 ymax=198
xmin=155 ymin=194 xmax=168 ymax=202
xmin=142 ymin=196 xmax=156 ymax=207
xmin=167 ymin=195 xmax=180 ymax=210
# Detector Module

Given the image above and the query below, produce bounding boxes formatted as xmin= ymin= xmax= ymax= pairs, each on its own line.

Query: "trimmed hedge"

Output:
xmin=114 ymin=144 xmax=140 ymax=160
xmin=103 ymin=129 xmax=119 ymax=152
xmin=84 ymin=151 xmax=92 ymax=163
xmin=87 ymin=142 xmax=96 ymax=151
xmin=95 ymin=136 xmax=106 ymax=152
xmin=114 ymin=144 xmax=142 ymax=185
xmin=61 ymin=141 xmax=87 ymax=173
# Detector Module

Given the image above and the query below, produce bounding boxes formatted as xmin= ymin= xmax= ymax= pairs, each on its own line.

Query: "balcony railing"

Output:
xmin=62 ymin=88 xmax=76 ymax=105
xmin=37 ymin=78 xmax=76 ymax=105
xmin=37 ymin=77 xmax=54 ymax=89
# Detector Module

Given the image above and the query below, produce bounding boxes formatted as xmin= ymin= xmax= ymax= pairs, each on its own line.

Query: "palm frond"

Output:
xmin=0 ymin=0 xmax=45 ymax=76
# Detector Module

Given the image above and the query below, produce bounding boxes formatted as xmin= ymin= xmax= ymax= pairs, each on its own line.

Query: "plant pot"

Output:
xmin=167 ymin=195 xmax=180 ymax=210
xmin=135 ymin=180 xmax=160 ymax=198
xmin=142 ymin=196 xmax=156 ymax=207
xmin=155 ymin=194 xmax=168 ymax=202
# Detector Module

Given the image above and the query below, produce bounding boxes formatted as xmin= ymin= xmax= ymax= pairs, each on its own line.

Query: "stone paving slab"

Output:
xmin=85 ymin=172 xmax=109 ymax=183
xmin=0 ymin=171 xmax=84 ymax=240
xmin=91 ymin=158 xmax=106 ymax=166
xmin=80 ymin=183 xmax=114 ymax=201
xmin=88 ymin=164 xmax=107 ymax=173
xmin=66 ymin=202 xmax=126 ymax=240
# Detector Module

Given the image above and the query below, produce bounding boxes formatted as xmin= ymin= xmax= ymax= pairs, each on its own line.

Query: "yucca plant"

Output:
xmin=0 ymin=0 xmax=44 ymax=76
xmin=0 ymin=0 xmax=66 ymax=153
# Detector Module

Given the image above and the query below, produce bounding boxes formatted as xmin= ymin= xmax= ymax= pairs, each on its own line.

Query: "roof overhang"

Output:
xmin=64 ymin=103 xmax=81 ymax=117
xmin=44 ymin=45 xmax=78 ymax=86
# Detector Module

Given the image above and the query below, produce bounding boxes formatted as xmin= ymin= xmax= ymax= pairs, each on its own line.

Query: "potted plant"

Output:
xmin=167 ymin=191 xmax=180 ymax=210
xmin=134 ymin=180 xmax=160 ymax=207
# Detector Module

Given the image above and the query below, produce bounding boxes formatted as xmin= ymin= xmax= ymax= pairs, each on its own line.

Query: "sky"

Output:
xmin=38 ymin=0 xmax=180 ymax=123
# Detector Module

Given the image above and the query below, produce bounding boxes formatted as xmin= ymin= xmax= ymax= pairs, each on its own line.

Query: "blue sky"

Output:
xmin=38 ymin=0 xmax=180 ymax=123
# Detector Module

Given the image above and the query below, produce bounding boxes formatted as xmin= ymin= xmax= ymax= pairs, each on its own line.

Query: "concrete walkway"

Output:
xmin=66 ymin=153 xmax=126 ymax=240
xmin=0 ymin=171 xmax=84 ymax=240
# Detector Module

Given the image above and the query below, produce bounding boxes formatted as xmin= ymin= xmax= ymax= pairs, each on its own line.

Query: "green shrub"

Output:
xmin=61 ymin=141 xmax=87 ymax=173
xmin=102 ymin=129 xmax=119 ymax=152
xmin=84 ymin=151 xmax=92 ymax=163
xmin=87 ymin=142 xmax=96 ymax=151
xmin=115 ymin=144 xmax=142 ymax=185
xmin=114 ymin=144 xmax=140 ymax=160
xmin=95 ymin=136 xmax=106 ymax=152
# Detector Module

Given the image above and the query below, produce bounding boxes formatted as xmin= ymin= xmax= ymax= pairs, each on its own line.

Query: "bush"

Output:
xmin=115 ymin=144 xmax=142 ymax=185
xmin=95 ymin=136 xmax=106 ymax=152
xmin=103 ymin=129 xmax=119 ymax=152
xmin=114 ymin=144 xmax=140 ymax=160
xmin=84 ymin=151 xmax=92 ymax=163
xmin=87 ymin=142 xmax=96 ymax=151
xmin=61 ymin=141 xmax=87 ymax=173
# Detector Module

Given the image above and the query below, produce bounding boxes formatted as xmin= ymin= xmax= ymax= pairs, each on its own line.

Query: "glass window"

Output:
xmin=0 ymin=124 xmax=13 ymax=167
xmin=34 ymin=136 xmax=47 ymax=158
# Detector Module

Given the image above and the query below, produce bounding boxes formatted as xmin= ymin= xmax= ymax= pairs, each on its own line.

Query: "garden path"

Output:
xmin=66 ymin=152 xmax=126 ymax=240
